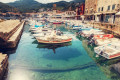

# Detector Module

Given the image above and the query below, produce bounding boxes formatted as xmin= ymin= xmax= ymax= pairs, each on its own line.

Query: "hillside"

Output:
xmin=74 ymin=0 xmax=85 ymax=2
xmin=8 ymin=0 xmax=85 ymax=13
xmin=8 ymin=0 xmax=42 ymax=12
xmin=0 ymin=2 xmax=18 ymax=13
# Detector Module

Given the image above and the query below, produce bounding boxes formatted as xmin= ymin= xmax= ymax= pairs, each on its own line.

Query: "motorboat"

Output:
xmin=32 ymin=28 xmax=54 ymax=34
xmin=72 ymin=25 xmax=83 ymax=30
xmin=94 ymin=40 xmax=120 ymax=59
xmin=33 ymin=32 xmax=51 ymax=37
xmin=81 ymin=29 xmax=104 ymax=37
xmin=29 ymin=26 xmax=43 ymax=32
xmin=94 ymin=38 xmax=118 ymax=46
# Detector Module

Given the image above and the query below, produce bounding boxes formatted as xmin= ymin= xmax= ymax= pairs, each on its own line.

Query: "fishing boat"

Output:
xmin=36 ymin=35 xmax=72 ymax=44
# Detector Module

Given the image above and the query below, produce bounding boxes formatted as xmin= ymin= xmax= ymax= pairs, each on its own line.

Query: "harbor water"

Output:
xmin=3 ymin=23 xmax=115 ymax=80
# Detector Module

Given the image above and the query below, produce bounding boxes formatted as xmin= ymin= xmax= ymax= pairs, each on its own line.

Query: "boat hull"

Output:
xmin=53 ymin=22 xmax=63 ymax=24
xmin=36 ymin=38 xmax=72 ymax=44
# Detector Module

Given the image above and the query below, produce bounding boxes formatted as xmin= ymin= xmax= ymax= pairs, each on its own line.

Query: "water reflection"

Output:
xmin=78 ymin=36 xmax=120 ymax=80
xmin=37 ymin=43 xmax=72 ymax=54
xmin=5 ymin=24 xmax=111 ymax=80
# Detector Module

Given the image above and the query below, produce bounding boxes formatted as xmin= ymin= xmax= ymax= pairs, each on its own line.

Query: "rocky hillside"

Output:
xmin=0 ymin=2 xmax=18 ymax=13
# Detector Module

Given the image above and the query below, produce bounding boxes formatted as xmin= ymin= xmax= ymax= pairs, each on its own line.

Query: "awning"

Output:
xmin=94 ymin=13 xmax=102 ymax=15
xmin=84 ymin=14 xmax=93 ymax=16
xmin=116 ymin=12 xmax=120 ymax=15
xmin=103 ymin=11 xmax=117 ymax=14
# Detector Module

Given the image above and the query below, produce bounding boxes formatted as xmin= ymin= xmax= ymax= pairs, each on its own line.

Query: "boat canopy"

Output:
xmin=35 ymin=25 xmax=44 ymax=28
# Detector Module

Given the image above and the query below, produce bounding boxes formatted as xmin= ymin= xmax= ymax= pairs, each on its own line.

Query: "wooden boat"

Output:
xmin=36 ymin=35 xmax=72 ymax=44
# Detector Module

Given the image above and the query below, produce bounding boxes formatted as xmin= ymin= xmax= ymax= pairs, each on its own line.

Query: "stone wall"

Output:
xmin=85 ymin=0 xmax=97 ymax=14
xmin=89 ymin=22 xmax=120 ymax=36
xmin=0 ymin=53 xmax=8 ymax=80
xmin=0 ymin=21 xmax=25 ymax=49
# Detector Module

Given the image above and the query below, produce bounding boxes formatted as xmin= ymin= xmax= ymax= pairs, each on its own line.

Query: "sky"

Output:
xmin=0 ymin=0 xmax=16 ymax=3
xmin=0 ymin=0 xmax=72 ymax=3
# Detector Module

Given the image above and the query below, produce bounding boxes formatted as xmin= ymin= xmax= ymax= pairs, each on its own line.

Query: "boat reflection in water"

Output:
xmin=32 ymin=40 xmax=72 ymax=53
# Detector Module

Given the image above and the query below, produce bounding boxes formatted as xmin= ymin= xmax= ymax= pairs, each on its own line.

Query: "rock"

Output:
xmin=112 ymin=62 xmax=120 ymax=74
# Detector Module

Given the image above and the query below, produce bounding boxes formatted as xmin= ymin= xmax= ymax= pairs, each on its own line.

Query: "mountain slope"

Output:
xmin=0 ymin=2 xmax=18 ymax=13
xmin=8 ymin=0 xmax=85 ymax=13
xmin=73 ymin=0 xmax=85 ymax=2
xmin=8 ymin=0 xmax=42 ymax=12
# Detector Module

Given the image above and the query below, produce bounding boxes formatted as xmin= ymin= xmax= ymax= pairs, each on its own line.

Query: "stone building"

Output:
xmin=84 ymin=0 xmax=97 ymax=20
xmin=76 ymin=3 xmax=85 ymax=20
xmin=95 ymin=0 xmax=120 ymax=23
xmin=115 ymin=12 xmax=120 ymax=24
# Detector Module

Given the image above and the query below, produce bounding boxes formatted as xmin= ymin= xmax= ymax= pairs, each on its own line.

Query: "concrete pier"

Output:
xmin=0 ymin=20 xmax=25 ymax=79
xmin=0 ymin=20 xmax=25 ymax=49
xmin=0 ymin=53 xmax=8 ymax=80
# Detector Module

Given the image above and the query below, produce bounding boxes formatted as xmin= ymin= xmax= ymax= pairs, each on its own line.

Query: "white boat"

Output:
xmin=32 ymin=28 xmax=54 ymax=34
xmin=95 ymin=38 xmax=119 ymax=46
xmin=29 ymin=20 xmax=35 ymax=26
xmin=94 ymin=40 xmax=120 ymax=59
xmin=81 ymin=29 xmax=104 ymax=37
xmin=36 ymin=35 xmax=72 ymax=44
xmin=72 ymin=26 xmax=82 ymax=30
xmin=33 ymin=33 xmax=51 ymax=37
xmin=29 ymin=26 xmax=42 ymax=32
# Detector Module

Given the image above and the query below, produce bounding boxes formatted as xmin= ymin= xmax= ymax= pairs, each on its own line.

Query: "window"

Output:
xmin=112 ymin=4 xmax=115 ymax=10
xmin=86 ymin=10 xmax=88 ymax=13
xmin=101 ymin=7 xmax=104 ymax=11
xmin=98 ymin=8 xmax=100 ymax=12
xmin=108 ymin=6 xmax=110 ymax=11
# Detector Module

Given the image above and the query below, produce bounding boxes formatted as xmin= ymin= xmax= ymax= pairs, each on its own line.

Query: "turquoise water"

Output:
xmin=5 ymin=24 xmax=111 ymax=80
